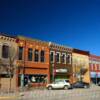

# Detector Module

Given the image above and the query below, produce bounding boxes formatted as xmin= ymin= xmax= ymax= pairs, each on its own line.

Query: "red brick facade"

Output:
xmin=90 ymin=54 xmax=100 ymax=83
xmin=17 ymin=36 xmax=50 ymax=86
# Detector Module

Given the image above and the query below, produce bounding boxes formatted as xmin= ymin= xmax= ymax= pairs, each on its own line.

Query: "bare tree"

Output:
xmin=8 ymin=45 xmax=17 ymax=92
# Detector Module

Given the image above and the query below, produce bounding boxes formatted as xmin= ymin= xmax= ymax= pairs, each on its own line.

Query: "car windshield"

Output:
xmin=55 ymin=79 xmax=69 ymax=83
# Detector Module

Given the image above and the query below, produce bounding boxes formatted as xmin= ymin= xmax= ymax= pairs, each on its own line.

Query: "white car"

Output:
xmin=46 ymin=80 xmax=70 ymax=90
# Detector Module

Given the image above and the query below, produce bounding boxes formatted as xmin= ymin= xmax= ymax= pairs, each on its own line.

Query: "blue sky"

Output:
xmin=0 ymin=0 xmax=100 ymax=55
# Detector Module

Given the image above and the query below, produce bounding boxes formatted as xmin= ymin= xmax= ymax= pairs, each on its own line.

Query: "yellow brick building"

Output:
xmin=72 ymin=49 xmax=90 ymax=83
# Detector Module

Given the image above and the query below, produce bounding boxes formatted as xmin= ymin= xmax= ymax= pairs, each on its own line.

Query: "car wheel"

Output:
xmin=84 ymin=85 xmax=88 ymax=89
xmin=48 ymin=86 xmax=52 ymax=90
xmin=64 ymin=86 xmax=68 ymax=90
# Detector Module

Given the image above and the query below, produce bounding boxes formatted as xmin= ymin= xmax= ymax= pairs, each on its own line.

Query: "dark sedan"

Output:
xmin=98 ymin=82 xmax=100 ymax=86
xmin=70 ymin=81 xmax=90 ymax=89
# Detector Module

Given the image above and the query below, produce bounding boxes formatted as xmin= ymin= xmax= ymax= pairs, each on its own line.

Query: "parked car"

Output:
xmin=70 ymin=81 xmax=90 ymax=89
xmin=46 ymin=80 xmax=70 ymax=90
xmin=98 ymin=82 xmax=100 ymax=86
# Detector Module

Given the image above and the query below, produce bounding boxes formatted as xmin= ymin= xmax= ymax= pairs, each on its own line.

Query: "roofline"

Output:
xmin=49 ymin=42 xmax=73 ymax=49
xmin=73 ymin=48 xmax=90 ymax=55
xmin=17 ymin=35 xmax=49 ymax=45
xmin=0 ymin=32 xmax=16 ymax=39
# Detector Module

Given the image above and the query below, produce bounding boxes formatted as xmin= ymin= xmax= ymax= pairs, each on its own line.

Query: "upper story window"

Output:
xmin=56 ymin=52 xmax=60 ymax=63
xmin=62 ymin=53 xmax=66 ymax=64
xmin=40 ymin=50 xmax=45 ymax=62
xmin=90 ymin=63 xmax=93 ymax=71
xmin=99 ymin=64 xmax=100 ymax=70
xmin=34 ymin=49 xmax=39 ymax=62
xmin=2 ymin=45 xmax=9 ymax=58
xmin=66 ymin=54 xmax=71 ymax=64
xmin=18 ymin=47 xmax=23 ymax=60
xmin=50 ymin=51 xmax=55 ymax=63
xmin=95 ymin=64 xmax=97 ymax=70
xmin=97 ymin=64 xmax=99 ymax=71
xmin=93 ymin=64 xmax=95 ymax=71
xmin=28 ymin=48 xmax=33 ymax=61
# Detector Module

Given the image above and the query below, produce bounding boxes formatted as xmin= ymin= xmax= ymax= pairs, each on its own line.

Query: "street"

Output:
xmin=1 ymin=84 xmax=100 ymax=100
xmin=20 ymin=86 xmax=100 ymax=100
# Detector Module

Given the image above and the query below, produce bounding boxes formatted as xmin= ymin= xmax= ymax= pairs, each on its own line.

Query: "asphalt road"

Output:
xmin=0 ymin=85 xmax=100 ymax=100
xmin=18 ymin=85 xmax=100 ymax=100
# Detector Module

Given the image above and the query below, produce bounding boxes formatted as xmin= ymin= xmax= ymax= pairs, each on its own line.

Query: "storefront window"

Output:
xmin=28 ymin=74 xmax=47 ymax=83
xmin=2 ymin=45 xmax=9 ymax=58
xmin=28 ymin=48 xmax=33 ymax=61
xmin=34 ymin=49 xmax=39 ymax=62
xmin=40 ymin=50 xmax=45 ymax=62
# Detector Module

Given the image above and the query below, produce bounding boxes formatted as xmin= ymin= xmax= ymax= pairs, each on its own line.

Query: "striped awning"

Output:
xmin=97 ymin=72 xmax=100 ymax=78
xmin=90 ymin=72 xmax=96 ymax=78
xmin=90 ymin=72 xmax=100 ymax=78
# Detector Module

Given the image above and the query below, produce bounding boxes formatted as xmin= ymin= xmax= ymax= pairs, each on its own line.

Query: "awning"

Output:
xmin=90 ymin=72 xmax=100 ymax=78
xmin=90 ymin=72 xmax=96 ymax=78
xmin=97 ymin=72 xmax=100 ymax=78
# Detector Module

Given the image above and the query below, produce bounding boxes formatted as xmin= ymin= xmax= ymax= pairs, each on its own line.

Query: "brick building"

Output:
xmin=17 ymin=36 xmax=50 ymax=87
xmin=90 ymin=55 xmax=100 ymax=84
xmin=1 ymin=33 xmax=98 ymax=91
xmin=49 ymin=42 xmax=73 ymax=82
xmin=0 ymin=33 xmax=17 ymax=91
xmin=72 ymin=49 xmax=90 ymax=83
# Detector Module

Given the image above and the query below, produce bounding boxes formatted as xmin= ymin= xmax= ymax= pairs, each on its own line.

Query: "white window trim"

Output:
xmin=67 ymin=54 xmax=72 ymax=64
xmin=50 ymin=51 xmax=55 ymax=63
xmin=56 ymin=52 xmax=61 ymax=63
xmin=62 ymin=53 xmax=66 ymax=64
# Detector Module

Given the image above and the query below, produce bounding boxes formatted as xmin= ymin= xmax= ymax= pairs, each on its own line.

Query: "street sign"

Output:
xmin=56 ymin=69 xmax=67 ymax=73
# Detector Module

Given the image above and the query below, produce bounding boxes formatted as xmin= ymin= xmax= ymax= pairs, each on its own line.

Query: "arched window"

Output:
xmin=2 ymin=45 xmax=9 ymax=58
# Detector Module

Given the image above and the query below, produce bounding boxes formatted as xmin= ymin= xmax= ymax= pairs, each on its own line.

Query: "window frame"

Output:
xmin=28 ymin=48 xmax=33 ymax=61
xmin=62 ymin=53 xmax=66 ymax=64
xmin=2 ymin=44 xmax=9 ymax=59
xmin=34 ymin=49 xmax=39 ymax=62
xmin=50 ymin=51 xmax=55 ymax=63
xmin=18 ymin=46 xmax=24 ymax=60
xmin=56 ymin=52 xmax=61 ymax=63
xmin=40 ymin=50 xmax=45 ymax=62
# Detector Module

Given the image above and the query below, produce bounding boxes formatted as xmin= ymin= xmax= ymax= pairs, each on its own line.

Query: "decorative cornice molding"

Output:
xmin=49 ymin=42 xmax=73 ymax=52
xmin=0 ymin=33 xmax=16 ymax=42
xmin=17 ymin=35 xmax=49 ymax=46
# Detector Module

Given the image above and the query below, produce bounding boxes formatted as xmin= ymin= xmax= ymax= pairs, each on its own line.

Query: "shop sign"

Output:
xmin=56 ymin=69 xmax=67 ymax=73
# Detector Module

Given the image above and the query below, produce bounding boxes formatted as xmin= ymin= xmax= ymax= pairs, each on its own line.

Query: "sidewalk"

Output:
xmin=0 ymin=96 xmax=17 ymax=100
xmin=0 ymin=92 xmax=25 ymax=100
